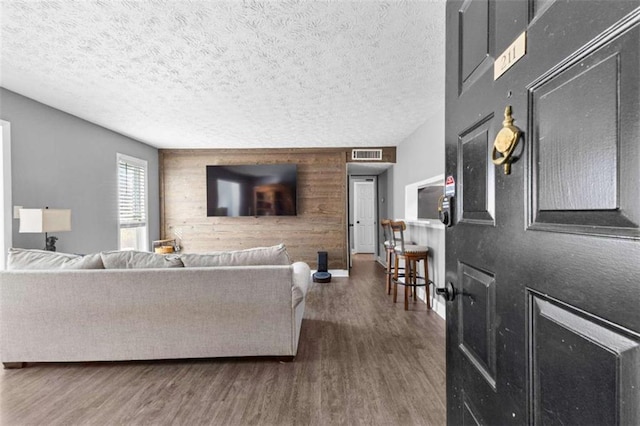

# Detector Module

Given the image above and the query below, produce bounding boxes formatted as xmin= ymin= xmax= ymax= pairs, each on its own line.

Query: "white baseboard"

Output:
xmin=429 ymin=296 xmax=446 ymax=320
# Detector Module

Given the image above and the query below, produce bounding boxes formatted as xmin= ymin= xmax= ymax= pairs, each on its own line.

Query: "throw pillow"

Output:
xmin=6 ymin=248 xmax=105 ymax=270
xmin=100 ymin=250 xmax=184 ymax=269
xmin=180 ymin=243 xmax=291 ymax=267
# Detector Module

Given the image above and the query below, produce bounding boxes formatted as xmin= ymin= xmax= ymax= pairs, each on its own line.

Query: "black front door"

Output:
xmin=445 ymin=1 xmax=640 ymax=424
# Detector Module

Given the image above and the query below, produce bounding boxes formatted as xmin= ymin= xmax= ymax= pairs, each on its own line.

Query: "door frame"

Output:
xmin=353 ymin=180 xmax=376 ymax=254
xmin=1 ymin=120 xmax=12 ymax=270
xmin=347 ymin=175 xmax=378 ymax=264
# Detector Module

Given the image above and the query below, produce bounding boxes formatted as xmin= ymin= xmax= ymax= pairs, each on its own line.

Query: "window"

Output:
xmin=117 ymin=154 xmax=148 ymax=251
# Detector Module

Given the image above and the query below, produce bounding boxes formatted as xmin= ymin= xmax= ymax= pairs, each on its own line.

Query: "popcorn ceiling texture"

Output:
xmin=0 ymin=0 xmax=445 ymax=149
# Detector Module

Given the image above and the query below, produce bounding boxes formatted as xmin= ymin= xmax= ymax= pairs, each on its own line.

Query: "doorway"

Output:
xmin=353 ymin=180 xmax=375 ymax=254
xmin=347 ymin=162 xmax=393 ymax=270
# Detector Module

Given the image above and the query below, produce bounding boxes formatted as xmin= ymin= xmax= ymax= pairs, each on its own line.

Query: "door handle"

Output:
xmin=491 ymin=106 xmax=521 ymax=175
xmin=436 ymin=281 xmax=456 ymax=301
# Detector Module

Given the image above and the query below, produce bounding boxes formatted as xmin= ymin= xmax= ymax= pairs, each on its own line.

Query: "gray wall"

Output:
xmin=393 ymin=110 xmax=445 ymax=218
xmin=0 ymin=88 xmax=159 ymax=254
xmin=377 ymin=168 xmax=392 ymax=260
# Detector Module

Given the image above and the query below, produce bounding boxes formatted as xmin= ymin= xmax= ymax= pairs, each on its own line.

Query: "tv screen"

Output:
xmin=206 ymin=164 xmax=297 ymax=217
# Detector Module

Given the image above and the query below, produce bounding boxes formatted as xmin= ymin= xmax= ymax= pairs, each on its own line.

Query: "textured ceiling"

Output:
xmin=0 ymin=0 xmax=446 ymax=149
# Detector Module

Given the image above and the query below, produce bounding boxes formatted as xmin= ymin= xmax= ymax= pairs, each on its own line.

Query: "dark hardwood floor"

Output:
xmin=0 ymin=255 xmax=446 ymax=425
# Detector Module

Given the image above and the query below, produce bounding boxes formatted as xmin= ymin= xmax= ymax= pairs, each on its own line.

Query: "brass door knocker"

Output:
xmin=492 ymin=106 xmax=521 ymax=175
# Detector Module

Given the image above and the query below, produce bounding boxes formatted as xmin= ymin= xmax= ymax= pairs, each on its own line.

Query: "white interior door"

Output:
xmin=353 ymin=181 xmax=375 ymax=253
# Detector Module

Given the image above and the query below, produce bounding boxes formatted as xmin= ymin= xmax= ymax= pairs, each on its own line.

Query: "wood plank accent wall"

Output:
xmin=160 ymin=148 xmax=393 ymax=270
xmin=160 ymin=147 xmax=395 ymax=269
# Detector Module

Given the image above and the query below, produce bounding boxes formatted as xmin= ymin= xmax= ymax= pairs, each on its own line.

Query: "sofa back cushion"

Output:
xmin=7 ymin=248 xmax=104 ymax=270
xmin=180 ymin=244 xmax=291 ymax=267
xmin=100 ymin=250 xmax=184 ymax=269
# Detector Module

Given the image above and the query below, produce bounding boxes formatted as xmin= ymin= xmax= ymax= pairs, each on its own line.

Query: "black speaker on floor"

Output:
xmin=313 ymin=251 xmax=331 ymax=283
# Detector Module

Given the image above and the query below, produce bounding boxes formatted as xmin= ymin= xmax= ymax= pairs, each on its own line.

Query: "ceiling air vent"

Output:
xmin=351 ymin=149 xmax=383 ymax=161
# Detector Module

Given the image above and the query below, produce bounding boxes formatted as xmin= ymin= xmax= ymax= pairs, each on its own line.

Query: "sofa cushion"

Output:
xmin=180 ymin=244 xmax=291 ymax=267
xmin=6 ymin=248 xmax=105 ymax=270
xmin=100 ymin=250 xmax=184 ymax=269
xmin=291 ymin=261 xmax=311 ymax=308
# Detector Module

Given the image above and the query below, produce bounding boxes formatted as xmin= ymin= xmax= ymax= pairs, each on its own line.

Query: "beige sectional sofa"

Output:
xmin=0 ymin=245 xmax=311 ymax=368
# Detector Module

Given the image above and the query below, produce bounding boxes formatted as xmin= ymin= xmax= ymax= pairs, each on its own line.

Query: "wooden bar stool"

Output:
xmin=381 ymin=219 xmax=413 ymax=295
xmin=390 ymin=220 xmax=430 ymax=310
xmin=381 ymin=219 xmax=395 ymax=294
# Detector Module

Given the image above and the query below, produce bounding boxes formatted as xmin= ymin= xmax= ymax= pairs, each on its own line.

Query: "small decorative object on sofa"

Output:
xmin=152 ymin=239 xmax=176 ymax=254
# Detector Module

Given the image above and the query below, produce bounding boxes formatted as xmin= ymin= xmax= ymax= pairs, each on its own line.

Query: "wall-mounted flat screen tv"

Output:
xmin=206 ymin=164 xmax=298 ymax=217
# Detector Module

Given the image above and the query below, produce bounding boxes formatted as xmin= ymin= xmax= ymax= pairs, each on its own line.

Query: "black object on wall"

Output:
xmin=206 ymin=164 xmax=298 ymax=217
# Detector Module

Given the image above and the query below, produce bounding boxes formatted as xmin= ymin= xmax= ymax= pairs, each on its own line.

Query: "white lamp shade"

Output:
xmin=19 ymin=209 xmax=72 ymax=233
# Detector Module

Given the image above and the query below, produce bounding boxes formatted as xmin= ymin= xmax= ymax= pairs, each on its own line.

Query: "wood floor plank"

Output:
xmin=0 ymin=255 xmax=446 ymax=425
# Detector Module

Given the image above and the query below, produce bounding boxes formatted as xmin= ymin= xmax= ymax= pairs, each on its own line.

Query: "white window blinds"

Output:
xmin=118 ymin=157 xmax=146 ymax=228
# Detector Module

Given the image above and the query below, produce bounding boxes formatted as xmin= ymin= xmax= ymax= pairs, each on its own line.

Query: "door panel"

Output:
xmin=529 ymin=292 xmax=640 ymax=425
xmin=458 ymin=262 xmax=496 ymax=389
xmin=459 ymin=0 xmax=493 ymax=93
xmin=458 ymin=115 xmax=495 ymax=225
xmin=445 ymin=1 xmax=640 ymax=425
xmin=528 ymin=21 xmax=640 ymax=237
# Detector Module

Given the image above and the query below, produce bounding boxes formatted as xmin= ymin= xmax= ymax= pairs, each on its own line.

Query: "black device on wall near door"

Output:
xmin=438 ymin=195 xmax=454 ymax=227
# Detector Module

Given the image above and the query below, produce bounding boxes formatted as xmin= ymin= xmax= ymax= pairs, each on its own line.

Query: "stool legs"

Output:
xmin=392 ymin=254 xmax=430 ymax=311
xmin=404 ymin=258 xmax=412 ymax=310
xmin=385 ymin=248 xmax=393 ymax=294
xmin=393 ymin=254 xmax=400 ymax=303
xmin=425 ymin=258 xmax=431 ymax=310
xmin=413 ymin=259 xmax=417 ymax=301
